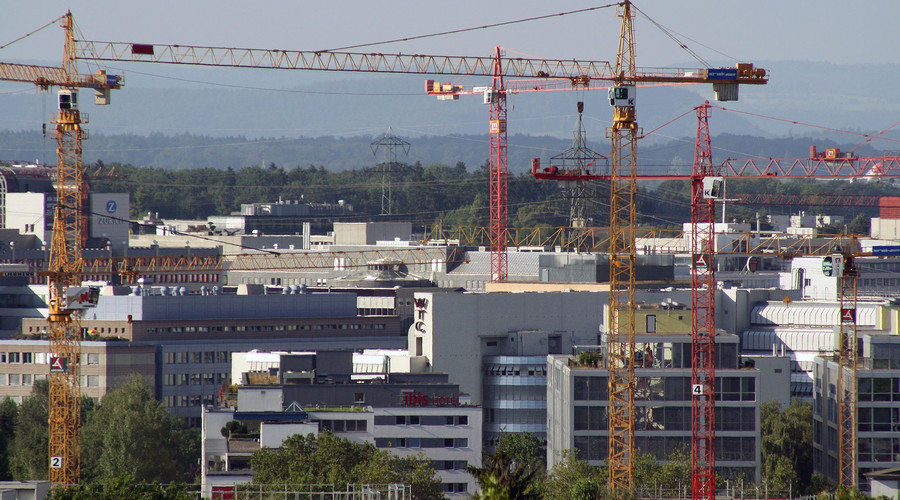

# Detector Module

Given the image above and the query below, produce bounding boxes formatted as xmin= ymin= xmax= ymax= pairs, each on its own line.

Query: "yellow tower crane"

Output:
xmin=0 ymin=12 xmax=122 ymax=485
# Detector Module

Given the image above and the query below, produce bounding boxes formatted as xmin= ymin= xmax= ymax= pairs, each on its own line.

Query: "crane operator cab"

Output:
xmin=58 ymin=89 xmax=78 ymax=110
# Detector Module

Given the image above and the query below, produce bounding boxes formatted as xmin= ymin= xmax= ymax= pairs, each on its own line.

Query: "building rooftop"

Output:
xmin=83 ymin=290 xmax=357 ymax=321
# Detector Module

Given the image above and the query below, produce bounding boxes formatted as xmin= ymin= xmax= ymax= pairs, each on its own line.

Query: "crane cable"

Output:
xmin=0 ymin=14 xmax=66 ymax=51
xmin=712 ymin=105 xmax=900 ymax=145
xmin=322 ymin=4 xmax=619 ymax=52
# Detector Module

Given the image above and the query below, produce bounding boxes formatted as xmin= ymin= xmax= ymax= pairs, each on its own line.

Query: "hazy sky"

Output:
xmin=2 ymin=1 xmax=898 ymax=69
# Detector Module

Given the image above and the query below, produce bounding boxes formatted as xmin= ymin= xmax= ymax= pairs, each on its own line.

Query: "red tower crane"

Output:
xmin=690 ymin=102 xmax=716 ymax=498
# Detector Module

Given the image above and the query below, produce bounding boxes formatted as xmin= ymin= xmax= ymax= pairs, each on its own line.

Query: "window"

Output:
xmin=646 ymin=314 xmax=657 ymax=333
xmin=8 ymin=374 xmax=20 ymax=385
xmin=86 ymin=375 xmax=99 ymax=387
xmin=8 ymin=352 xmax=20 ymax=363
xmin=354 ymin=392 xmax=365 ymax=404
xmin=87 ymin=353 xmax=100 ymax=365
xmin=22 ymin=352 xmax=33 ymax=364
xmin=22 ymin=374 xmax=32 ymax=386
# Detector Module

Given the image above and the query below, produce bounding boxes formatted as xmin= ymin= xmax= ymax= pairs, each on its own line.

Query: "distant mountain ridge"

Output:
xmin=0 ymin=130 xmax=888 ymax=174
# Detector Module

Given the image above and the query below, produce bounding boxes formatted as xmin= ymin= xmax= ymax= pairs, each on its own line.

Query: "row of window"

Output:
xmin=320 ymin=419 xmax=367 ymax=432
xmin=164 ymin=394 xmax=217 ymax=407
xmin=163 ymin=372 xmax=229 ymax=386
xmin=373 ymin=415 xmax=469 ymax=426
xmin=575 ymin=435 xmax=756 ymax=462
xmin=482 ymin=384 xmax=546 ymax=402
xmin=155 ymin=274 xmax=218 ymax=283
xmin=485 ymin=408 xmax=545 ymax=425
xmin=431 ymin=460 xmax=468 ymax=471
xmin=26 ymin=326 xmax=127 ymax=335
xmin=357 ymin=308 xmax=395 ymax=316
xmin=163 ymin=351 xmax=229 ymax=364
xmin=0 ymin=352 xmax=100 ymax=365
xmin=374 ymin=438 xmax=468 ymax=449
xmin=858 ymin=437 xmax=900 ymax=463
xmin=575 ymin=376 xmax=756 ymax=402
xmin=441 ymin=483 xmax=468 ymax=494
xmin=0 ymin=373 xmax=99 ymax=387
xmin=574 ymin=405 xmax=755 ymax=432
xmin=483 ymin=364 xmax=548 ymax=377
xmin=858 ymin=376 xmax=900 ymax=401
xmin=858 ymin=407 xmax=900 ymax=432
xmin=147 ymin=323 xmax=385 ymax=334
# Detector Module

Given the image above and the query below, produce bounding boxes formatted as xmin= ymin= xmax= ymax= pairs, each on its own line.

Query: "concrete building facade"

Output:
xmin=546 ymin=332 xmax=765 ymax=483
xmin=813 ymin=334 xmax=900 ymax=491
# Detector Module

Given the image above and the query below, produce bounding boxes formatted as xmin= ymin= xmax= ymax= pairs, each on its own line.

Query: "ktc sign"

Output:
xmin=413 ymin=297 xmax=428 ymax=333
xmin=402 ymin=391 xmax=459 ymax=407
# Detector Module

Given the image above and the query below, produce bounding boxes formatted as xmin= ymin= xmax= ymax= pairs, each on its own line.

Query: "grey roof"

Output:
xmin=751 ymin=301 xmax=878 ymax=327
xmin=85 ymin=293 xmax=357 ymax=321
xmin=449 ymin=251 xmax=541 ymax=277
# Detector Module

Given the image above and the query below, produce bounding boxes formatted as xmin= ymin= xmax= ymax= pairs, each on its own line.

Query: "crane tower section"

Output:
xmin=690 ymin=102 xmax=717 ymax=500
xmin=606 ymin=0 xmax=639 ymax=491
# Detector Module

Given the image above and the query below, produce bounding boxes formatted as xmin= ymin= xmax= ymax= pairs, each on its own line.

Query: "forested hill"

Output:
xmin=0 ymin=130 xmax=889 ymax=174
xmin=84 ymin=161 xmax=900 ymax=231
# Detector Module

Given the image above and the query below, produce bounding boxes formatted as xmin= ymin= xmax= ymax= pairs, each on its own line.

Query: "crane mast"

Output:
xmin=606 ymin=0 xmax=638 ymax=491
xmin=690 ymin=102 xmax=716 ymax=499
xmin=47 ymin=12 xmax=85 ymax=486
xmin=837 ymin=255 xmax=858 ymax=487
xmin=488 ymin=47 xmax=509 ymax=282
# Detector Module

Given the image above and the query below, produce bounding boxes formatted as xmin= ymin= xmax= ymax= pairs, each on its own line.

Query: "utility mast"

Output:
xmin=552 ymin=101 xmax=606 ymax=230
xmin=370 ymin=128 xmax=410 ymax=216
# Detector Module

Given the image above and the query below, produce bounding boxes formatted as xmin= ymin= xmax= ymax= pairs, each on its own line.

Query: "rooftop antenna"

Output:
xmin=370 ymin=127 xmax=410 ymax=216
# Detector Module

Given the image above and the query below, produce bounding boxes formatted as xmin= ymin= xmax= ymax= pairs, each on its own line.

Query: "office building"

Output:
xmin=11 ymin=286 xmax=405 ymax=425
xmin=201 ymin=350 xmax=480 ymax=498
xmin=813 ymin=333 xmax=900 ymax=491
xmin=546 ymin=331 xmax=768 ymax=482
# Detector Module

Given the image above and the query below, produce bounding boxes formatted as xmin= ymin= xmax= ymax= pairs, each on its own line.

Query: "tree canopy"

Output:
xmin=250 ymin=432 xmax=442 ymax=500
xmin=6 ymin=376 xmax=198 ymax=484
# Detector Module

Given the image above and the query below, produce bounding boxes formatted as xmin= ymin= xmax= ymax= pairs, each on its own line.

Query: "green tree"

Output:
xmin=466 ymin=451 xmax=541 ymax=499
xmin=760 ymin=400 xmax=813 ymax=494
xmin=251 ymin=432 xmax=441 ymax=499
xmin=846 ymin=213 xmax=870 ymax=236
xmin=48 ymin=474 xmax=194 ymax=500
xmin=0 ymin=397 xmax=17 ymax=479
xmin=9 ymin=380 xmax=49 ymax=479
xmin=80 ymin=375 xmax=199 ymax=483
xmin=494 ymin=432 xmax=546 ymax=470
xmin=544 ymin=450 xmax=604 ymax=500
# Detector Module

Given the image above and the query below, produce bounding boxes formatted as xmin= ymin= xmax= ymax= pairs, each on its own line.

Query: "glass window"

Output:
xmin=8 ymin=374 xmax=20 ymax=385
xmin=87 ymin=375 xmax=99 ymax=387
xmin=22 ymin=352 xmax=33 ymax=364
xmin=87 ymin=353 xmax=100 ymax=365
xmin=22 ymin=374 xmax=32 ymax=386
